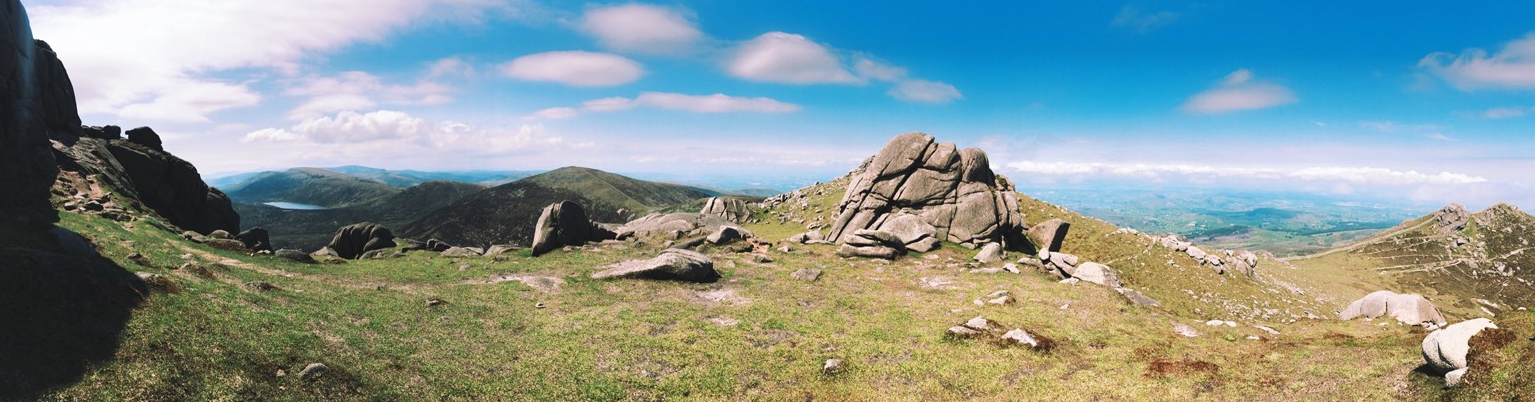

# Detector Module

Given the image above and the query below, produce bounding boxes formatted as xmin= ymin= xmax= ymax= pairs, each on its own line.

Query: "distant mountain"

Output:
xmin=402 ymin=166 xmax=717 ymax=247
xmin=1287 ymin=203 xmax=1535 ymax=319
xmin=233 ymin=178 xmax=486 ymax=250
xmin=211 ymin=166 xmax=538 ymax=190
xmin=224 ymin=168 xmax=402 ymax=209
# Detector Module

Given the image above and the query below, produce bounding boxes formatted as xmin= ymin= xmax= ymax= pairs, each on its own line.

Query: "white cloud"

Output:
xmin=116 ymin=79 xmax=261 ymax=123
xmin=1006 ymin=161 xmax=1488 ymax=186
xmin=1420 ymin=33 xmax=1535 ymax=90
xmin=283 ymin=70 xmax=457 ymax=120
xmin=585 ymin=92 xmax=801 ymax=114
xmin=525 ymin=107 xmax=579 ymax=121
xmin=32 ymin=0 xmax=508 ymax=122
xmin=853 ymin=58 xmax=907 ymax=81
xmin=1481 ymin=106 xmax=1529 ymax=119
xmin=1112 ymin=6 xmax=1179 ymax=33
xmin=241 ymin=110 xmax=565 ymax=157
xmin=499 ymin=51 xmax=644 ymax=87
xmin=579 ymin=4 xmax=701 ymax=55
xmin=1180 ymin=69 xmax=1297 ymax=114
xmin=427 ymin=56 xmax=475 ymax=78
xmin=726 ymin=32 xmax=858 ymax=84
xmin=887 ymin=79 xmax=963 ymax=104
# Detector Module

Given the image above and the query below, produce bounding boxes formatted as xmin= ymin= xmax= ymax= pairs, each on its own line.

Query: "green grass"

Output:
xmin=14 ymin=185 xmax=1505 ymax=400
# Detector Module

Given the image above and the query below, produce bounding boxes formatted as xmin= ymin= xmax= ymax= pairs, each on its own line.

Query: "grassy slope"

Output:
xmin=34 ymin=179 xmax=1524 ymax=400
xmin=235 ymin=180 xmax=487 ymax=251
xmin=224 ymin=168 xmax=402 ymax=209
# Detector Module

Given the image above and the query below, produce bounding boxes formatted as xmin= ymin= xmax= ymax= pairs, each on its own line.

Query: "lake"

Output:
xmin=263 ymin=201 xmax=329 ymax=210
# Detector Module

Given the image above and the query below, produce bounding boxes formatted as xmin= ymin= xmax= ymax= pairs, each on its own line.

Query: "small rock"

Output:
xmin=750 ymin=254 xmax=773 ymax=263
xmin=1002 ymin=263 xmax=1020 ymax=274
xmin=1205 ymin=320 xmax=1224 ymax=327
xmin=1254 ymin=325 xmax=1280 ymax=335
xmin=1174 ymin=323 xmax=1199 ymax=338
xmin=298 ymin=363 xmax=328 ymax=380
xmin=458 ymin=263 xmax=471 ymax=271
xmin=535 ymin=302 xmax=546 ymax=309
xmin=247 ymin=281 xmax=277 ymax=292
xmin=947 ymin=326 xmax=983 ymax=338
xmin=987 ymin=290 xmax=1010 ymax=298
xmin=1000 ymin=328 xmax=1039 ymax=348
xmin=426 ymin=298 xmax=446 ymax=307
xmin=1059 ymin=278 xmax=1080 ymax=285
xmin=973 ymin=242 xmax=1004 ymax=264
xmin=790 ymin=268 xmax=822 ymax=282
xmin=987 ymin=296 xmax=1014 ymax=305
xmin=822 ymin=358 xmax=844 ymax=375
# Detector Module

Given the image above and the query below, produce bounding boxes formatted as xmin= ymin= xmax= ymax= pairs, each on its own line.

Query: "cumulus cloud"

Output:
xmin=853 ymin=58 xmax=907 ymax=81
xmin=1481 ymin=106 xmax=1530 ymax=119
xmin=591 ymin=92 xmax=801 ymax=113
xmin=887 ymin=79 xmax=963 ymax=104
xmin=579 ymin=4 xmax=701 ymax=55
xmin=241 ymin=110 xmax=565 ymax=157
xmin=1180 ymin=69 xmax=1297 ymax=114
xmin=524 ymin=107 xmax=579 ymax=121
xmin=283 ymin=70 xmax=457 ymax=120
xmin=499 ymin=51 xmax=644 ymax=87
xmin=1006 ymin=161 xmax=1488 ymax=186
xmin=1112 ymin=6 xmax=1179 ymax=33
xmin=1420 ymin=32 xmax=1535 ymax=90
xmin=32 ymin=0 xmax=508 ymax=122
xmin=726 ymin=32 xmax=859 ymax=84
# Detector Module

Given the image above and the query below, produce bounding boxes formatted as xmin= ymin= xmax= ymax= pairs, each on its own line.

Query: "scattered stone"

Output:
xmin=426 ymin=298 xmax=446 ymax=307
xmin=1339 ymin=290 xmax=1447 ymax=326
xmin=1002 ymin=263 xmax=1020 ymax=274
xmin=749 ymin=253 xmax=773 ymax=263
xmin=791 ymin=268 xmax=823 ymax=282
xmin=947 ymin=325 xmax=983 ymax=338
xmin=247 ymin=281 xmax=278 ymax=292
xmin=440 ymin=247 xmax=483 ymax=258
xmin=1000 ymin=328 xmax=1039 ymax=347
xmin=1115 ymin=287 xmax=1161 ymax=308
xmin=458 ymin=263 xmax=471 ymax=271
xmin=1174 ymin=323 xmax=1199 ymax=338
xmin=707 ymin=226 xmax=744 ymax=245
xmin=298 ymin=363 xmax=328 ymax=380
xmin=987 ymin=295 xmax=1014 ymax=305
xmin=273 ymin=249 xmax=316 ymax=264
xmin=973 ymin=242 xmax=1004 ymax=264
xmin=1254 ymin=325 xmax=1280 ymax=335
xmin=1059 ymin=278 xmax=1080 ymax=285
xmin=1186 ymin=246 xmax=1207 ymax=261
xmin=592 ymin=249 xmax=720 ymax=282
xmin=1069 ymin=262 xmax=1123 ymax=287
xmin=1422 ymin=318 xmax=1498 ymax=387
xmin=535 ymin=302 xmax=546 ymax=309
xmin=483 ymin=244 xmax=519 ymax=256
xmin=822 ymin=358 xmax=844 ymax=375
xmin=1026 ymin=219 xmax=1070 ymax=252
xmin=207 ymin=229 xmax=232 ymax=239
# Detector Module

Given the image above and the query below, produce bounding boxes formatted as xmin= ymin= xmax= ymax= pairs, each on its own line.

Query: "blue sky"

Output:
xmin=25 ymin=0 xmax=1535 ymax=208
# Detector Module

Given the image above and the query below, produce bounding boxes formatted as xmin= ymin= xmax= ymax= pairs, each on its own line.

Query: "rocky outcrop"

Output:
xmin=0 ymin=2 xmax=67 ymax=225
xmin=1338 ymin=290 xmax=1447 ymax=326
xmin=592 ymin=248 xmax=720 ymax=282
xmin=236 ymin=227 xmax=271 ymax=252
xmin=617 ymin=212 xmax=750 ymax=242
xmin=124 ymin=126 xmax=162 ymax=152
xmin=700 ymin=197 xmax=752 ymax=223
xmin=827 ymin=133 xmax=1028 ymax=253
xmin=1027 ymin=219 xmax=1069 ymax=253
xmin=1422 ymin=318 xmax=1498 ymax=387
xmin=52 ymin=134 xmax=239 ymax=234
xmin=835 ymin=229 xmax=905 ymax=259
xmin=531 ymin=201 xmax=615 ymax=256
xmin=876 ymin=213 xmax=941 ymax=252
xmin=1432 ymin=203 xmax=1470 ymax=234
xmin=323 ymin=222 xmax=397 ymax=259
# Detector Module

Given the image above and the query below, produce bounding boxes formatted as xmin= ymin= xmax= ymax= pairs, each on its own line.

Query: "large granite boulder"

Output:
xmin=1070 ymin=262 xmax=1123 ymax=287
xmin=1026 ymin=219 xmax=1069 ymax=253
xmin=826 ymin=133 xmax=1028 ymax=252
xmin=0 ymin=2 xmax=66 ymax=225
xmin=835 ymin=229 xmax=905 ymax=260
xmin=124 ymin=126 xmax=162 ymax=152
xmin=1433 ymin=203 xmax=1470 ymax=234
xmin=617 ymin=212 xmax=750 ymax=242
xmin=1422 ymin=318 xmax=1499 ymax=387
xmin=875 ymin=213 xmax=942 ymax=252
xmin=323 ymin=222 xmax=396 ymax=260
xmin=592 ymin=249 xmax=720 ymax=282
xmin=700 ymin=197 xmax=752 ymax=223
xmin=236 ymin=227 xmax=271 ymax=252
xmin=1338 ymin=290 xmax=1447 ymax=326
xmin=52 ymin=133 xmax=240 ymax=235
xmin=531 ymin=201 xmax=615 ymax=256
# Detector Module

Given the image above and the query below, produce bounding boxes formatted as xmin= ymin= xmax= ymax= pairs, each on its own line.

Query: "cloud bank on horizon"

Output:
xmin=25 ymin=1 xmax=1535 ymax=208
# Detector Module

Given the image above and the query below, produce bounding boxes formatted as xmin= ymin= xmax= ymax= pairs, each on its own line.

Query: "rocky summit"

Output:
xmin=827 ymin=132 xmax=1027 ymax=251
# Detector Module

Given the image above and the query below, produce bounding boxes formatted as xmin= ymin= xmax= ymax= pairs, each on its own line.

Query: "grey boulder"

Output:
xmin=593 ymin=249 xmax=720 ymax=283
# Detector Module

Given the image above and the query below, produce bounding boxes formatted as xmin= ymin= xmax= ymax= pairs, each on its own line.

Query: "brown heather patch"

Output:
xmin=1145 ymin=358 xmax=1220 ymax=378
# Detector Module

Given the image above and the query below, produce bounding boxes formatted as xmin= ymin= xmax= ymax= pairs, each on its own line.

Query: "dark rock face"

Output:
xmin=124 ymin=126 xmax=162 ymax=152
xmin=80 ymin=125 xmax=119 ymax=140
xmin=324 ymin=222 xmax=396 ymax=259
xmin=32 ymin=40 xmax=79 ymax=143
xmin=0 ymin=0 xmax=62 ymax=225
xmin=827 ymin=133 xmax=1028 ymax=252
xmin=531 ymin=201 xmax=615 ymax=256
xmin=103 ymin=140 xmax=238 ymax=234
xmin=236 ymin=227 xmax=271 ymax=252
